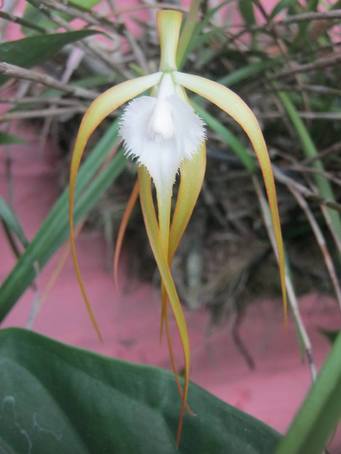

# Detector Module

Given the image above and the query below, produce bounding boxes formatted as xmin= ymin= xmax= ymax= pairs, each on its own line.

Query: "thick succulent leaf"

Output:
xmin=0 ymin=328 xmax=280 ymax=454
xmin=175 ymin=72 xmax=287 ymax=319
xmin=0 ymin=30 xmax=97 ymax=85
xmin=276 ymin=331 xmax=341 ymax=454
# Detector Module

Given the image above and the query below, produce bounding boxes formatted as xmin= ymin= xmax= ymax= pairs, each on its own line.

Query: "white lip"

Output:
xmin=119 ymin=75 xmax=206 ymax=193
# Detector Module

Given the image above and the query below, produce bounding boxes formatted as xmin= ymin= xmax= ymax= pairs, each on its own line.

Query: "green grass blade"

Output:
xmin=276 ymin=331 xmax=341 ymax=454
xmin=278 ymin=91 xmax=341 ymax=243
xmin=176 ymin=1 xmax=232 ymax=70
xmin=176 ymin=0 xmax=203 ymax=69
xmin=0 ymin=132 xmax=25 ymax=145
xmin=0 ymin=197 xmax=29 ymax=248
xmin=218 ymin=61 xmax=276 ymax=87
xmin=193 ymin=101 xmax=255 ymax=172
xmin=269 ymin=0 xmax=299 ymax=19
xmin=23 ymin=0 xmax=101 ymax=35
xmin=239 ymin=0 xmax=255 ymax=26
xmin=0 ymin=121 xmax=125 ymax=320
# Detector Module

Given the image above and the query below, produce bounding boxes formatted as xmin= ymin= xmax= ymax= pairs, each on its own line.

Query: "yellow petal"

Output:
xmin=170 ymin=143 xmax=206 ymax=259
xmin=175 ymin=71 xmax=287 ymax=319
xmin=69 ymin=73 xmax=161 ymax=339
xmin=138 ymin=167 xmax=190 ymax=444
xmin=168 ymin=85 xmax=206 ymax=259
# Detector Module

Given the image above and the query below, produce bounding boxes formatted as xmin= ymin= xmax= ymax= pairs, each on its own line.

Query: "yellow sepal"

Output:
xmin=157 ymin=9 xmax=183 ymax=71
xmin=171 ymin=144 xmax=206 ymax=258
xmin=175 ymin=71 xmax=287 ymax=319
xmin=69 ymin=73 xmax=161 ymax=339
xmin=138 ymin=167 xmax=190 ymax=444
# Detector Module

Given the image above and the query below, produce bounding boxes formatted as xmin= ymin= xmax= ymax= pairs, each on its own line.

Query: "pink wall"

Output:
xmin=1 ymin=1 xmax=341 ymax=450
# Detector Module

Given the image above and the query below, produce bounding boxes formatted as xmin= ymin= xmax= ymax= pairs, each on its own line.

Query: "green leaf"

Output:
xmin=319 ymin=329 xmax=341 ymax=345
xmin=0 ymin=131 xmax=24 ymax=145
xmin=0 ymin=30 xmax=97 ymax=67
xmin=0 ymin=30 xmax=97 ymax=85
xmin=23 ymin=0 xmax=102 ymax=35
xmin=269 ymin=0 xmax=299 ymax=19
xmin=0 ymin=197 xmax=29 ymax=248
xmin=276 ymin=331 xmax=341 ymax=454
xmin=0 ymin=121 xmax=125 ymax=321
xmin=70 ymin=0 xmax=102 ymax=7
xmin=239 ymin=0 xmax=255 ymax=26
xmin=0 ymin=328 xmax=280 ymax=453
xmin=307 ymin=0 xmax=319 ymax=11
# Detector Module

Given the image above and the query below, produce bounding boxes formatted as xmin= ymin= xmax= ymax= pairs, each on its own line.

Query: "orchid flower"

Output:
xmin=69 ymin=9 xmax=287 ymax=445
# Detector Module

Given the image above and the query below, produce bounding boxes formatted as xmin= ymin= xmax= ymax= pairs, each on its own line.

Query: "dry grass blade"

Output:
xmin=0 ymin=62 xmax=97 ymax=99
xmin=288 ymin=186 xmax=341 ymax=312
xmin=253 ymin=176 xmax=317 ymax=382
xmin=0 ymin=106 xmax=86 ymax=122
